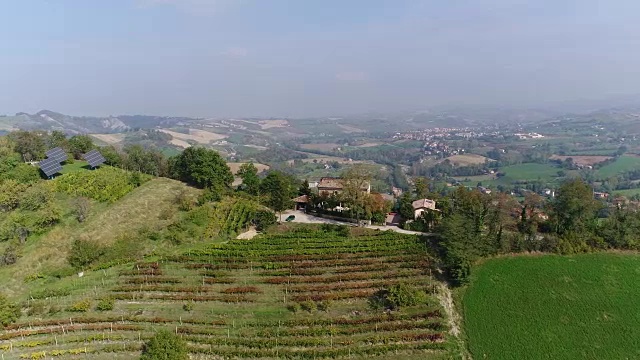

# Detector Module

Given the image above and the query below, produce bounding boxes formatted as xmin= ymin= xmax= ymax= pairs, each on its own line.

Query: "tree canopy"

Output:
xmin=171 ymin=147 xmax=233 ymax=189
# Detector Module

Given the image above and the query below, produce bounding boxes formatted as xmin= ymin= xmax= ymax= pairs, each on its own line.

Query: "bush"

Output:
xmin=27 ymin=302 xmax=46 ymax=316
xmin=0 ymin=246 xmax=17 ymax=266
xmin=254 ymin=210 xmax=276 ymax=231
xmin=0 ymin=294 xmax=20 ymax=327
xmin=0 ymin=180 xmax=28 ymax=211
xmin=370 ymin=283 xmax=427 ymax=310
xmin=182 ymin=302 xmax=194 ymax=312
xmin=72 ymin=197 xmax=91 ymax=223
xmin=317 ymin=300 xmax=332 ymax=312
xmin=96 ymin=298 xmax=115 ymax=311
xmin=68 ymin=239 xmax=105 ymax=270
xmin=286 ymin=303 xmax=301 ymax=313
xmin=67 ymin=299 xmax=91 ymax=312
xmin=300 ymin=299 xmax=317 ymax=312
xmin=175 ymin=190 xmax=194 ymax=211
xmin=19 ymin=184 xmax=54 ymax=211
xmin=140 ymin=329 xmax=188 ymax=360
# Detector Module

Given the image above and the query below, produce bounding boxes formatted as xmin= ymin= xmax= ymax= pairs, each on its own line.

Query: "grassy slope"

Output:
xmin=0 ymin=177 xmax=200 ymax=299
xmin=463 ymin=254 xmax=640 ymax=360
xmin=1 ymin=228 xmax=453 ymax=360
xmin=596 ymin=155 xmax=640 ymax=178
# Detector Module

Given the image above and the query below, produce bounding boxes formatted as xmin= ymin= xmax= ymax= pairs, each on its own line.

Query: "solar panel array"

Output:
xmin=82 ymin=149 xmax=106 ymax=168
xmin=39 ymin=158 xmax=63 ymax=178
xmin=45 ymin=147 xmax=68 ymax=163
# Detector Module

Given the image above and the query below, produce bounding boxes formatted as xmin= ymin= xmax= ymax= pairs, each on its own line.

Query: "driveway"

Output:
xmin=280 ymin=210 xmax=431 ymax=236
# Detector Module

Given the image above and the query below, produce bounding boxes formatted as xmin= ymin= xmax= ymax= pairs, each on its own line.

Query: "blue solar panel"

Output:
xmin=39 ymin=158 xmax=62 ymax=177
xmin=82 ymin=149 xmax=106 ymax=168
xmin=45 ymin=147 xmax=68 ymax=163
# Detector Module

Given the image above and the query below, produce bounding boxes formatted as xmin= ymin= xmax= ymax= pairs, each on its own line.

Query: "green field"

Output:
xmin=596 ymin=156 xmax=640 ymax=178
xmin=612 ymin=188 xmax=640 ymax=198
xmin=60 ymin=160 xmax=90 ymax=174
xmin=500 ymin=163 xmax=560 ymax=181
xmin=463 ymin=254 xmax=640 ymax=360
xmin=1 ymin=227 xmax=453 ymax=359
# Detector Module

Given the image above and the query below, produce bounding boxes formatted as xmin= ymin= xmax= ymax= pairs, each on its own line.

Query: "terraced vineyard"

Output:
xmin=1 ymin=227 xmax=453 ymax=359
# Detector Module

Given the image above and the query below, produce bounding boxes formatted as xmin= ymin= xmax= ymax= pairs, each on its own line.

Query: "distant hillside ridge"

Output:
xmin=0 ymin=110 xmax=201 ymax=134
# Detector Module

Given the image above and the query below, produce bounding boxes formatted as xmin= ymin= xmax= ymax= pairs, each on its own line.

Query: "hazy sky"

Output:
xmin=1 ymin=0 xmax=640 ymax=117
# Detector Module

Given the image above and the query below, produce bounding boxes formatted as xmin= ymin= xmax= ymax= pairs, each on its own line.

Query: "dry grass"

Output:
xmin=259 ymin=119 xmax=289 ymax=129
xmin=0 ymin=178 xmax=200 ymax=297
xmin=356 ymin=142 xmax=383 ymax=148
xmin=89 ymin=133 xmax=126 ymax=145
xmin=337 ymin=124 xmax=366 ymax=133
xmin=227 ymin=162 xmax=270 ymax=174
xmin=441 ymin=154 xmax=492 ymax=166
xmin=168 ymin=138 xmax=191 ymax=148
xmin=159 ymin=129 xmax=227 ymax=145
xmin=300 ymin=143 xmax=341 ymax=151
xmin=288 ymin=156 xmax=371 ymax=165
xmin=549 ymin=155 xmax=612 ymax=166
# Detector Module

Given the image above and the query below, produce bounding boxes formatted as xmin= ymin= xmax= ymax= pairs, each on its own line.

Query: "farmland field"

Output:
xmin=596 ymin=155 xmax=640 ymax=178
xmin=549 ymin=155 xmax=612 ymax=166
xmin=300 ymin=143 xmax=341 ymax=151
xmin=1 ymin=227 xmax=453 ymax=359
xmin=440 ymin=154 xmax=491 ymax=166
xmin=498 ymin=163 xmax=560 ymax=182
xmin=463 ymin=254 xmax=640 ymax=360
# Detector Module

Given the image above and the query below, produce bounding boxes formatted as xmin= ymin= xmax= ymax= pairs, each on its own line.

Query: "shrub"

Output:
xmin=175 ymin=190 xmax=194 ymax=211
xmin=140 ymin=329 xmax=188 ymax=360
xmin=72 ymin=197 xmax=91 ymax=223
xmin=370 ymin=283 xmax=427 ymax=310
xmin=0 ymin=295 xmax=20 ymax=327
xmin=254 ymin=209 xmax=276 ymax=231
xmin=286 ymin=303 xmax=301 ymax=313
xmin=300 ymin=299 xmax=317 ymax=312
xmin=317 ymin=300 xmax=332 ymax=312
xmin=27 ymin=302 xmax=46 ymax=316
xmin=182 ymin=302 xmax=194 ymax=312
xmin=68 ymin=239 xmax=105 ymax=270
xmin=19 ymin=184 xmax=53 ymax=211
xmin=0 ymin=180 xmax=28 ymax=211
xmin=96 ymin=298 xmax=115 ymax=311
xmin=0 ymin=246 xmax=17 ymax=266
xmin=67 ymin=299 xmax=91 ymax=312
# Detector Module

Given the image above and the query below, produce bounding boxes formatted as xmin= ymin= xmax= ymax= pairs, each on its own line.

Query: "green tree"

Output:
xmin=68 ymin=135 xmax=95 ymax=159
xmin=438 ymin=213 xmax=484 ymax=284
xmin=0 ymin=294 xmax=20 ymax=328
xmin=9 ymin=130 xmax=45 ymax=161
xmin=140 ymin=329 xmax=188 ymax=360
xmin=551 ymin=179 xmax=600 ymax=236
xmin=340 ymin=165 xmax=372 ymax=224
xmin=299 ymin=179 xmax=312 ymax=196
xmin=414 ymin=177 xmax=430 ymax=199
xmin=237 ymin=163 xmax=260 ymax=195
xmin=47 ymin=130 xmax=68 ymax=150
xmin=260 ymin=171 xmax=295 ymax=221
xmin=171 ymin=147 xmax=233 ymax=189
xmin=101 ymin=145 xmax=123 ymax=167
xmin=398 ymin=192 xmax=415 ymax=220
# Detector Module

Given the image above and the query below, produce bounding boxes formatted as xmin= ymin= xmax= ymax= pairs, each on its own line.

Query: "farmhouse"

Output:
xmin=412 ymin=198 xmax=437 ymax=219
xmin=317 ymin=177 xmax=371 ymax=196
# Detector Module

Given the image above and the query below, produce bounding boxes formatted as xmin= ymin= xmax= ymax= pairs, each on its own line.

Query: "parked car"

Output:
xmin=285 ymin=215 xmax=296 ymax=222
